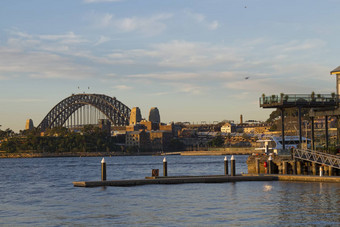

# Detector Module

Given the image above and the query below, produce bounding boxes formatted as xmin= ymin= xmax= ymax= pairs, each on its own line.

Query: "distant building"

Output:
xmin=125 ymin=130 xmax=150 ymax=151
xmin=221 ymin=122 xmax=236 ymax=133
xmin=129 ymin=107 xmax=142 ymax=125
xmin=242 ymin=124 xmax=270 ymax=134
xmin=140 ymin=120 xmax=159 ymax=131
xmin=25 ymin=119 xmax=34 ymax=130
xmin=126 ymin=124 xmax=146 ymax=132
xmin=149 ymin=107 xmax=160 ymax=123
xmin=150 ymin=131 xmax=173 ymax=151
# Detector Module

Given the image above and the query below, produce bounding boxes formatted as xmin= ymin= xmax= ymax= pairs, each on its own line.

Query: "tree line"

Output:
xmin=0 ymin=125 xmax=123 ymax=153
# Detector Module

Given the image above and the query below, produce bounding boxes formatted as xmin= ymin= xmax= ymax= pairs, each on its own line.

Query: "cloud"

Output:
xmin=0 ymin=47 xmax=94 ymax=79
xmin=151 ymin=40 xmax=242 ymax=67
xmin=113 ymin=85 xmax=132 ymax=90
xmin=101 ymin=40 xmax=243 ymax=68
xmin=127 ymin=72 xmax=199 ymax=81
xmin=38 ymin=32 xmax=88 ymax=44
xmin=185 ymin=11 xmax=220 ymax=30
xmin=95 ymin=36 xmax=111 ymax=46
xmin=0 ymin=98 xmax=46 ymax=103
xmin=84 ymin=0 xmax=121 ymax=3
xmin=270 ymin=39 xmax=325 ymax=53
xmin=7 ymin=30 xmax=88 ymax=51
xmin=92 ymin=13 xmax=173 ymax=36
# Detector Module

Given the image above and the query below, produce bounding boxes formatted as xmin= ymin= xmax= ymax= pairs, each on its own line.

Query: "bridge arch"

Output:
xmin=38 ymin=94 xmax=131 ymax=131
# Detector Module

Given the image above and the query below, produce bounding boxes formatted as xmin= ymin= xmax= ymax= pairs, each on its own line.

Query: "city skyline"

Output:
xmin=1 ymin=0 xmax=340 ymax=132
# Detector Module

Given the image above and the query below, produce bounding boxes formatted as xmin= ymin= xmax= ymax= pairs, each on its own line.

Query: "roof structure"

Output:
xmin=330 ymin=65 xmax=340 ymax=75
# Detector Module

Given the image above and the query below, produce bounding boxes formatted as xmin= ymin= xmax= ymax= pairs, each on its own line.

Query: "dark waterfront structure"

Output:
xmin=259 ymin=66 xmax=340 ymax=174
xmin=260 ymin=66 xmax=340 ymax=150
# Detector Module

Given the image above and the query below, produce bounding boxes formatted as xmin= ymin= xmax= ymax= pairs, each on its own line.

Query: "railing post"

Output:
xmin=311 ymin=117 xmax=315 ymax=150
xmin=268 ymin=156 xmax=273 ymax=174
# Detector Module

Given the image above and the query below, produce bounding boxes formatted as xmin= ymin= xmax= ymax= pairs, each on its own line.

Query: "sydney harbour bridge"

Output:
xmin=37 ymin=94 xmax=131 ymax=132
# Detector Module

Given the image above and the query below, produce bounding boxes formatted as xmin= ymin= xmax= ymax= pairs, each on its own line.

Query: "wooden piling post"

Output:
xmin=312 ymin=163 xmax=317 ymax=176
xmin=224 ymin=156 xmax=228 ymax=175
xmin=101 ymin=158 xmax=106 ymax=181
xmin=283 ymin=161 xmax=288 ymax=175
xmin=255 ymin=158 xmax=260 ymax=174
xmin=329 ymin=166 xmax=333 ymax=176
xmin=292 ymin=161 xmax=297 ymax=175
xmin=230 ymin=155 xmax=235 ymax=176
xmin=297 ymin=161 xmax=302 ymax=175
xmin=163 ymin=157 xmax=167 ymax=177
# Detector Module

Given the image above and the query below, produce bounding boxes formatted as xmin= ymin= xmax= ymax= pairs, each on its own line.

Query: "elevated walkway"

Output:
xmin=293 ymin=148 xmax=340 ymax=169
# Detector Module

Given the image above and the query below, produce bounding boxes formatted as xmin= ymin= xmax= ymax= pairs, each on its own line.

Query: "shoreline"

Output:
xmin=0 ymin=149 xmax=257 ymax=159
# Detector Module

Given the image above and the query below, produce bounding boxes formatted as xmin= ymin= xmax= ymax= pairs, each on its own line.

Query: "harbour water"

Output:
xmin=1 ymin=155 xmax=339 ymax=226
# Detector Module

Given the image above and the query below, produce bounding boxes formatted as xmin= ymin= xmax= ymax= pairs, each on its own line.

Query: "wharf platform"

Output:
xmin=72 ymin=174 xmax=340 ymax=187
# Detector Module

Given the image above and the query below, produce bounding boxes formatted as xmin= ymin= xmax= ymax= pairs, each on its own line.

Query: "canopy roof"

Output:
xmin=330 ymin=65 xmax=340 ymax=75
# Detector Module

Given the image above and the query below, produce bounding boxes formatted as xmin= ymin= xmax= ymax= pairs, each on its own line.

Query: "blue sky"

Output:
xmin=1 ymin=0 xmax=340 ymax=132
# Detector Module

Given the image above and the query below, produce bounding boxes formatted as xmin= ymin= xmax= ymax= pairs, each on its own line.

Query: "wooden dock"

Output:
xmin=73 ymin=174 xmax=340 ymax=187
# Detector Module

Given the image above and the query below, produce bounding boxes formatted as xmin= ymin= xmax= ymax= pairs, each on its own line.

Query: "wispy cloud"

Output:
xmin=127 ymin=72 xmax=199 ymax=81
xmin=102 ymin=40 xmax=243 ymax=68
xmin=95 ymin=36 xmax=111 ymax=46
xmin=269 ymin=39 xmax=325 ymax=53
xmin=91 ymin=13 xmax=173 ymax=36
xmin=0 ymin=98 xmax=46 ymax=103
xmin=185 ymin=11 xmax=220 ymax=30
xmin=113 ymin=85 xmax=132 ymax=90
xmin=0 ymin=46 xmax=94 ymax=79
xmin=84 ymin=0 xmax=122 ymax=3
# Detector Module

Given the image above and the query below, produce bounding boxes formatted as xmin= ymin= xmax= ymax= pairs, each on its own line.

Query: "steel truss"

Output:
xmin=294 ymin=148 xmax=340 ymax=169
xmin=38 ymin=94 xmax=131 ymax=131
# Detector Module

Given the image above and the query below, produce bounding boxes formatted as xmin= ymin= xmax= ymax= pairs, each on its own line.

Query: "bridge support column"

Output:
xmin=337 ymin=116 xmax=340 ymax=146
xmin=298 ymin=107 xmax=302 ymax=146
xmin=312 ymin=162 xmax=317 ymax=176
xmin=296 ymin=161 xmax=302 ymax=175
xmin=325 ymin=115 xmax=329 ymax=149
xmin=329 ymin=166 xmax=333 ymax=176
xmin=281 ymin=108 xmax=285 ymax=150
xmin=311 ymin=117 xmax=315 ymax=150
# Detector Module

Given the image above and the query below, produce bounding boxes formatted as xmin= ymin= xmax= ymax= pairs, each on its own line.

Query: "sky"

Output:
xmin=1 ymin=0 xmax=340 ymax=132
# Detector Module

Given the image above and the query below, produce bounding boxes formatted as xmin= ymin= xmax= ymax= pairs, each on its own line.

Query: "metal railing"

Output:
xmin=293 ymin=148 xmax=340 ymax=169
xmin=260 ymin=94 xmax=338 ymax=106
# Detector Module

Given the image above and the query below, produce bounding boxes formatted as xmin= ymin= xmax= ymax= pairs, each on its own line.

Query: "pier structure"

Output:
xmin=259 ymin=66 xmax=340 ymax=174
xmin=260 ymin=66 xmax=340 ymax=150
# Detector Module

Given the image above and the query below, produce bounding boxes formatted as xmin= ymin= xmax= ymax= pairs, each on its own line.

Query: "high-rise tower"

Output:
xmin=148 ymin=107 xmax=160 ymax=123
xmin=129 ymin=107 xmax=142 ymax=125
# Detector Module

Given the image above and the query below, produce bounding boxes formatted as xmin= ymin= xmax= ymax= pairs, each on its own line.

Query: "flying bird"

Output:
xmin=245 ymin=77 xmax=249 ymax=80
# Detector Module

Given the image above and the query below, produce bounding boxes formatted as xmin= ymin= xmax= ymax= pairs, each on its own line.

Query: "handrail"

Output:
xmin=293 ymin=148 xmax=340 ymax=169
xmin=260 ymin=94 xmax=339 ymax=106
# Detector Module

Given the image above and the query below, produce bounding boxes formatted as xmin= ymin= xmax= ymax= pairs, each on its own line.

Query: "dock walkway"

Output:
xmin=73 ymin=174 xmax=340 ymax=187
